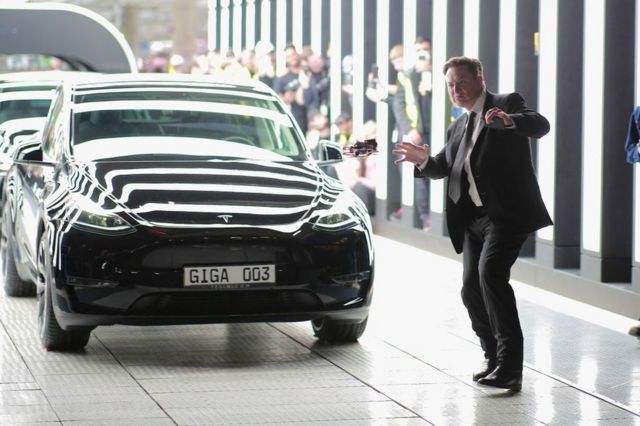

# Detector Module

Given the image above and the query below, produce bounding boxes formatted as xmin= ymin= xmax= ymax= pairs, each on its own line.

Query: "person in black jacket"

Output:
xmin=393 ymin=56 xmax=551 ymax=392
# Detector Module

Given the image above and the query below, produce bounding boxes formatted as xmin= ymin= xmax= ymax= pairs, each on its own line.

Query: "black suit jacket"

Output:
xmin=416 ymin=91 xmax=552 ymax=253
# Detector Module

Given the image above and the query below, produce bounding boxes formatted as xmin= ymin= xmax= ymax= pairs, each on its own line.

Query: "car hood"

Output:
xmin=69 ymin=160 xmax=342 ymax=230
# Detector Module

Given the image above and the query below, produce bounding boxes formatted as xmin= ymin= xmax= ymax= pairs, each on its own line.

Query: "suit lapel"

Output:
xmin=451 ymin=117 xmax=467 ymax=148
xmin=471 ymin=92 xmax=494 ymax=156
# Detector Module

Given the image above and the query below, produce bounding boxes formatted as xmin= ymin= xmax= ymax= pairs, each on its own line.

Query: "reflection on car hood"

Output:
xmin=69 ymin=160 xmax=342 ymax=230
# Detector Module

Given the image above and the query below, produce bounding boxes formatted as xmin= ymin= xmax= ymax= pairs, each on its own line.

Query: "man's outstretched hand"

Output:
xmin=392 ymin=142 xmax=430 ymax=165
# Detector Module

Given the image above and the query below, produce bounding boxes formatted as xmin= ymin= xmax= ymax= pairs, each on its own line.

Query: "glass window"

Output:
xmin=72 ymin=95 xmax=308 ymax=162
xmin=0 ymin=99 xmax=51 ymax=124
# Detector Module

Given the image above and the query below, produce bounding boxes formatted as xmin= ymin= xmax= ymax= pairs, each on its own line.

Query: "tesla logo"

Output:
xmin=218 ymin=214 xmax=232 ymax=223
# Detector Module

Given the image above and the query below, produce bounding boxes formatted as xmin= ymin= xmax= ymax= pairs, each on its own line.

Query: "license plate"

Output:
xmin=183 ymin=264 xmax=275 ymax=287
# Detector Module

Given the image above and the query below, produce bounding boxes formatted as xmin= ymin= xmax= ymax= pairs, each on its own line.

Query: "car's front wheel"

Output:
xmin=312 ymin=316 xmax=368 ymax=342
xmin=37 ymin=235 xmax=91 ymax=351
xmin=1 ymin=228 xmax=35 ymax=297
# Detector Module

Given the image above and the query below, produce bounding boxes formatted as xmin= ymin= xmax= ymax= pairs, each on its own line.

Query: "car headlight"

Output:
xmin=75 ymin=210 xmax=133 ymax=232
xmin=313 ymin=212 xmax=360 ymax=231
xmin=312 ymin=193 xmax=364 ymax=232
xmin=70 ymin=197 xmax=135 ymax=234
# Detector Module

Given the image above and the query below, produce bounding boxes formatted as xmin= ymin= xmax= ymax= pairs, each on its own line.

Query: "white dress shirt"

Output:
xmin=418 ymin=91 xmax=486 ymax=206
xmin=465 ymin=91 xmax=486 ymax=207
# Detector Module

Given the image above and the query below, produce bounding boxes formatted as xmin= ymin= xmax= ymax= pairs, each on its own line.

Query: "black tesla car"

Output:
xmin=2 ymin=74 xmax=374 ymax=351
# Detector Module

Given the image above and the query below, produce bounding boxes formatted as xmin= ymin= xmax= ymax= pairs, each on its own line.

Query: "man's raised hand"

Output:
xmin=392 ymin=142 xmax=430 ymax=165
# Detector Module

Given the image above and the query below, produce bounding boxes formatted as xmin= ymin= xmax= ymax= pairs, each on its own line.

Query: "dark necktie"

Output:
xmin=448 ymin=111 xmax=476 ymax=204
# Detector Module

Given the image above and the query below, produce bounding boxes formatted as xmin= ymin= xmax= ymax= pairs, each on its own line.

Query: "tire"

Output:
xmin=2 ymin=232 xmax=35 ymax=297
xmin=37 ymin=235 xmax=91 ymax=351
xmin=312 ymin=316 xmax=368 ymax=342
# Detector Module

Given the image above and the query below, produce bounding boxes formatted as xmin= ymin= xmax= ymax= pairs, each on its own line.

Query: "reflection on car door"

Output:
xmin=13 ymin=161 xmax=49 ymax=276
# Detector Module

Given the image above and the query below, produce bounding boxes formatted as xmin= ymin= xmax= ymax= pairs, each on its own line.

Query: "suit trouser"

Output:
xmin=461 ymin=210 xmax=527 ymax=370
xmin=414 ymin=177 xmax=430 ymax=217
xmin=414 ymin=133 xmax=430 ymax=218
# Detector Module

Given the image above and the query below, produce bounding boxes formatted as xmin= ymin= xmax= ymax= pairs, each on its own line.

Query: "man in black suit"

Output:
xmin=393 ymin=56 xmax=551 ymax=391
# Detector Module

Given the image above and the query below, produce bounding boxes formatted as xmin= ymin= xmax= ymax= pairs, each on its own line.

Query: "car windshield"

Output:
xmin=71 ymin=90 xmax=308 ymax=162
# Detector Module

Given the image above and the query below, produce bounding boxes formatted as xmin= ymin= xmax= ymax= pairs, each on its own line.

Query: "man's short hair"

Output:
xmin=414 ymin=36 xmax=431 ymax=46
xmin=389 ymin=44 xmax=404 ymax=61
xmin=443 ymin=56 xmax=483 ymax=78
xmin=334 ymin=111 xmax=352 ymax=125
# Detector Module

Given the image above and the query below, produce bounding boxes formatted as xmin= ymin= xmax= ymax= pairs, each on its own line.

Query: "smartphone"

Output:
xmin=370 ymin=64 xmax=379 ymax=79
xmin=368 ymin=64 xmax=379 ymax=89
xmin=488 ymin=117 xmax=504 ymax=129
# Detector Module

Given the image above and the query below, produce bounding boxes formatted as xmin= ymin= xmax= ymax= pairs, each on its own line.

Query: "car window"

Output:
xmin=71 ymin=96 xmax=308 ymax=162
xmin=0 ymin=99 xmax=51 ymax=124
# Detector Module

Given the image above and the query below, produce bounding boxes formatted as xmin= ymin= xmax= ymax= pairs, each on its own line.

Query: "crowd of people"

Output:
xmin=140 ymin=37 xmax=435 ymax=221
xmin=140 ymin=40 xmax=378 ymax=215
xmin=366 ymin=37 xmax=433 ymax=228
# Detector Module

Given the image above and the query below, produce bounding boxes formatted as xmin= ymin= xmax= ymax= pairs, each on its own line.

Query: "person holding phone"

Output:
xmin=302 ymin=55 xmax=331 ymax=117
xmin=393 ymin=56 xmax=551 ymax=391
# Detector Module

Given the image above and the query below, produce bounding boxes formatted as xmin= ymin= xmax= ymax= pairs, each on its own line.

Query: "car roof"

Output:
xmin=69 ymin=73 xmax=275 ymax=97
xmin=0 ymin=70 xmax=100 ymax=84
xmin=0 ymin=71 xmax=102 ymax=93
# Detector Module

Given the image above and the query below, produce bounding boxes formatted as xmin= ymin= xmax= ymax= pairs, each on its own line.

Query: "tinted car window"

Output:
xmin=72 ymin=96 xmax=308 ymax=162
xmin=0 ymin=99 xmax=51 ymax=123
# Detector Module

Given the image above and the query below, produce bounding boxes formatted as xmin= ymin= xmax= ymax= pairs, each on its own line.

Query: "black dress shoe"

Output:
xmin=472 ymin=358 xmax=497 ymax=382
xmin=477 ymin=365 xmax=522 ymax=391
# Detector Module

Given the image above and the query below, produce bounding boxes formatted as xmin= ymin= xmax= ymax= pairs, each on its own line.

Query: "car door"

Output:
xmin=12 ymin=153 xmax=52 ymax=277
xmin=12 ymin=92 xmax=64 ymax=280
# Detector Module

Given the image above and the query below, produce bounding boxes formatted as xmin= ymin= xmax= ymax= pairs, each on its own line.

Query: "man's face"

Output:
xmin=309 ymin=114 xmax=328 ymax=130
xmin=445 ymin=65 xmax=484 ymax=110
xmin=337 ymin=120 xmax=353 ymax=135
xmin=240 ymin=50 xmax=256 ymax=69
xmin=415 ymin=50 xmax=431 ymax=73
xmin=415 ymin=41 xmax=431 ymax=53
xmin=308 ymin=56 xmax=324 ymax=73
xmin=286 ymin=52 xmax=300 ymax=69
xmin=281 ymin=90 xmax=295 ymax=104
xmin=391 ymin=57 xmax=404 ymax=72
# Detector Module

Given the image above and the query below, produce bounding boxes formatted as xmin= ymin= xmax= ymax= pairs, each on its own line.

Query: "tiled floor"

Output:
xmin=0 ymin=235 xmax=639 ymax=425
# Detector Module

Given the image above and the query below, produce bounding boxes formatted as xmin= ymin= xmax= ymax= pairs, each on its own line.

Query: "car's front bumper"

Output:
xmin=52 ymin=224 xmax=374 ymax=329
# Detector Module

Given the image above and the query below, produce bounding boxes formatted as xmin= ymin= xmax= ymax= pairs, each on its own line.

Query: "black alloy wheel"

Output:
xmin=311 ymin=316 xmax=368 ymax=342
xmin=37 ymin=234 xmax=91 ymax=351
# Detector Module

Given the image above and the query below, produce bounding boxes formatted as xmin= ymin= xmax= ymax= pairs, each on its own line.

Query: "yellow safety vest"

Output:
xmin=397 ymin=71 xmax=419 ymax=130
xmin=338 ymin=133 xmax=353 ymax=147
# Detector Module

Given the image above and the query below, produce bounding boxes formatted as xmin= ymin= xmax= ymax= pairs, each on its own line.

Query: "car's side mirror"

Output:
xmin=13 ymin=140 xmax=43 ymax=163
xmin=317 ymin=140 xmax=343 ymax=164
